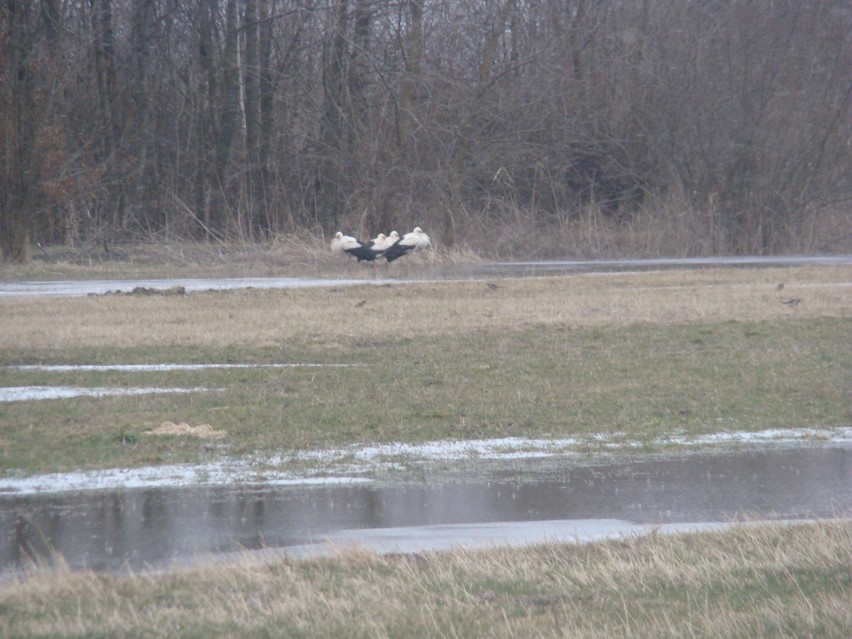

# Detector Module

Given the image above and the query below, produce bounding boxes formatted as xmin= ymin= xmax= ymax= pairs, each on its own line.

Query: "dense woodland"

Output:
xmin=1 ymin=0 xmax=850 ymax=262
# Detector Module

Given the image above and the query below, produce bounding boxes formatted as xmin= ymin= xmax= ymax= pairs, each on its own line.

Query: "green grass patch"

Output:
xmin=1 ymin=318 xmax=849 ymax=474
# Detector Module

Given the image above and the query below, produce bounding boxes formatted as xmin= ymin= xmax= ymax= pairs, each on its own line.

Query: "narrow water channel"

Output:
xmin=2 ymin=445 xmax=849 ymax=575
xmin=2 ymin=254 xmax=849 ymax=298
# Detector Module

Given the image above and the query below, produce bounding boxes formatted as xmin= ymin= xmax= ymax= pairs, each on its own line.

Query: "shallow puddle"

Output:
xmin=8 ymin=363 xmax=358 ymax=372
xmin=0 ymin=386 xmax=217 ymax=402
xmin=2 ymin=445 xmax=849 ymax=575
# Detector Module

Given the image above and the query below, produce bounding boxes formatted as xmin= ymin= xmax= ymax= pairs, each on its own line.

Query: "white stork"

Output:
xmin=370 ymin=232 xmax=388 ymax=249
xmin=369 ymin=231 xmax=399 ymax=252
xmin=330 ymin=231 xmax=378 ymax=262
xmin=382 ymin=227 xmax=432 ymax=262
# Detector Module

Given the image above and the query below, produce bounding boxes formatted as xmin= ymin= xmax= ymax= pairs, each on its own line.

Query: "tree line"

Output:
xmin=2 ymin=0 xmax=850 ymax=262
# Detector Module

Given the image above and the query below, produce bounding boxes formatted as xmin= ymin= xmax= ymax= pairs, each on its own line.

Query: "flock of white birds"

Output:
xmin=331 ymin=227 xmax=432 ymax=263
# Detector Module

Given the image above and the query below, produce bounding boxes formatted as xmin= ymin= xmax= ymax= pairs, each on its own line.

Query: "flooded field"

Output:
xmin=2 ymin=258 xmax=849 ymax=580
xmin=2 ymin=445 xmax=849 ymax=575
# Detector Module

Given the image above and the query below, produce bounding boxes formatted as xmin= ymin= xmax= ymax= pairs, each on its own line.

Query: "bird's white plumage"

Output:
xmin=331 ymin=228 xmax=430 ymax=263
xmin=380 ymin=226 xmax=432 ymax=262
xmin=370 ymin=233 xmax=387 ymax=249
xmin=330 ymin=231 xmax=362 ymax=253
xmin=400 ymin=227 xmax=431 ymax=250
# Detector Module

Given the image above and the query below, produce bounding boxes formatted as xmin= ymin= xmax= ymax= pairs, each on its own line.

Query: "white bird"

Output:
xmin=330 ymin=231 xmax=377 ymax=262
xmin=370 ymin=232 xmax=388 ymax=249
xmin=368 ymin=231 xmax=400 ymax=254
xmin=382 ymin=227 xmax=432 ymax=262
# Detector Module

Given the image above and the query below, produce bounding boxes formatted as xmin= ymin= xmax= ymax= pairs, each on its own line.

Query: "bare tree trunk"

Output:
xmin=129 ymin=0 xmax=157 ymax=233
xmin=317 ymin=0 xmax=349 ymax=230
xmin=349 ymin=0 xmax=371 ymax=148
xmin=258 ymin=0 xmax=275 ymax=233
xmin=242 ymin=0 xmax=264 ymax=237
xmin=567 ymin=0 xmax=587 ymax=83
xmin=213 ymin=0 xmax=240 ymax=236
xmin=193 ymin=0 xmax=216 ymax=238
xmin=0 ymin=1 xmax=36 ymax=262
xmin=89 ymin=0 xmax=121 ymax=244
xmin=397 ymin=0 xmax=422 ymax=149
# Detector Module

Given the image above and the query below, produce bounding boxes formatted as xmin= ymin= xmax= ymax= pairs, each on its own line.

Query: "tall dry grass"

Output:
xmin=453 ymin=199 xmax=852 ymax=261
xmin=6 ymin=197 xmax=850 ymax=281
xmin=1 ymin=266 xmax=849 ymax=351
xmin=1 ymin=521 xmax=850 ymax=637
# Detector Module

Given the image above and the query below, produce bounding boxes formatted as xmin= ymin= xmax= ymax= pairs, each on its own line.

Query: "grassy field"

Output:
xmin=1 ymin=257 xmax=851 ymax=636
xmin=1 ymin=265 xmax=850 ymax=475
xmin=1 ymin=520 xmax=850 ymax=637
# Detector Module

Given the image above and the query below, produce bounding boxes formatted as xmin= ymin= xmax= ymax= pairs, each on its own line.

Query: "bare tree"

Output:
xmin=1 ymin=0 xmax=849 ymax=260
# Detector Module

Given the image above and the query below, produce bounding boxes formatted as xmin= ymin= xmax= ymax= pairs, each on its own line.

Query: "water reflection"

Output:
xmin=2 ymin=446 xmax=849 ymax=574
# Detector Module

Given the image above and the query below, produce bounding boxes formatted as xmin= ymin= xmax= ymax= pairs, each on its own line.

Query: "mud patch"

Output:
xmin=99 ymin=285 xmax=187 ymax=296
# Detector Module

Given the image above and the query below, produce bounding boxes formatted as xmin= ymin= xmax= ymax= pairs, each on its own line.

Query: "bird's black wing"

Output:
xmin=382 ymin=242 xmax=412 ymax=262
xmin=345 ymin=244 xmax=378 ymax=261
xmin=367 ymin=242 xmax=386 ymax=259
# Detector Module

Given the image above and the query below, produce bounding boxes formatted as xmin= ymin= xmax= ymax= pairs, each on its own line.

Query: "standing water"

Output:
xmin=2 ymin=445 xmax=850 ymax=574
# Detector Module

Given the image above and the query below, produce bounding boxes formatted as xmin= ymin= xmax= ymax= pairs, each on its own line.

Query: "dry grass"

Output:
xmin=1 ymin=520 xmax=850 ymax=638
xmin=451 ymin=200 xmax=852 ymax=259
xmin=1 ymin=260 xmax=849 ymax=636
xmin=2 ymin=234 xmax=468 ymax=281
xmin=1 ymin=265 xmax=849 ymax=351
xmin=1 ymin=264 xmax=849 ymax=474
xmin=1 ymin=316 xmax=848 ymax=474
xmin=146 ymin=422 xmax=226 ymax=439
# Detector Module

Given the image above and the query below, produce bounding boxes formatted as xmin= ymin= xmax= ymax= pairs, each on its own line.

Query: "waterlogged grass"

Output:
xmin=0 ymin=315 xmax=849 ymax=474
xmin=2 ymin=521 xmax=850 ymax=638
xmin=1 ymin=266 xmax=849 ymax=474
xmin=1 ymin=266 xmax=850 ymax=636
